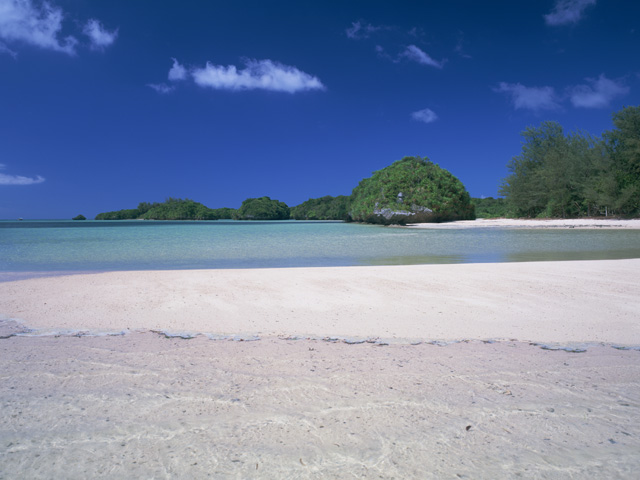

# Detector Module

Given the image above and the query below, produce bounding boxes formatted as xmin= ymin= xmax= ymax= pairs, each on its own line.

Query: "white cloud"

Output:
xmin=0 ymin=163 xmax=45 ymax=185
xmin=401 ymin=45 xmax=444 ymax=68
xmin=147 ymin=83 xmax=175 ymax=94
xmin=168 ymin=57 xmax=187 ymax=81
xmin=0 ymin=40 xmax=17 ymax=57
xmin=455 ymin=31 xmax=471 ymax=59
xmin=0 ymin=0 xmax=77 ymax=54
xmin=82 ymin=18 xmax=117 ymax=50
xmin=569 ymin=74 xmax=629 ymax=108
xmin=346 ymin=21 xmax=383 ymax=40
xmin=544 ymin=0 xmax=596 ymax=26
xmin=494 ymin=82 xmax=560 ymax=111
xmin=192 ymin=59 xmax=325 ymax=93
xmin=411 ymin=108 xmax=438 ymax=124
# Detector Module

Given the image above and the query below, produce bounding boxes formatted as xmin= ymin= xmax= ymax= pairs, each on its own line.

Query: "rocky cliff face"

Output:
xmin=367 ymin=204 xmax=434 ymax=225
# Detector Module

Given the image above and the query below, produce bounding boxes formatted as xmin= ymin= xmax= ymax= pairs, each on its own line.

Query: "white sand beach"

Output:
xmin=2 ymin=254 xmax=640 ymax=478
xmin=1 ymin=259 xmax=640 ymax=344
xmin=409 ymin=217 xmax=640 ymax=229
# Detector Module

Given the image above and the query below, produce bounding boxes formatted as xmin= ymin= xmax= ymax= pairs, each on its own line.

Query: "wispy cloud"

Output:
xmin=544 ymin=0 xmax=596 ymax=26
xmin=83 ymin=19 xmax=117 ymax=50
xmin=569 ymin=74 xmax=629 ymax=108
xmin=0 ymin=163 xmax=45 ymax=185
xmin=411 ymin=108 xmax=438 ymax=124
xmin=168 ymin=57 xmax=187 ymax=81
xmin=494 ymin=82 xmax=560 ymax=112
xmin=192 ymin=59 xmax=325 ymax=93
xmin=455 ymin=31 xmax=471 ymax=59
xmin=147 ymin=83 xmax=175 ymax=94
xmin=345 ymin=21 xmax=385 ymax=40
xmin=401 ymin=45 xmax=444 ymax=69
xmin=0 ymin=0 xmax=77 ymax=54
xmin=0 ymin=40 xmax=17 ymax=57
xmin=0 ymin=0 xmax=116 ymax=55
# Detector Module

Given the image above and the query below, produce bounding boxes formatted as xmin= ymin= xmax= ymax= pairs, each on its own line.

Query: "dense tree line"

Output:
xmin=95 ymin=198 xmax=235 ymax=220
xmin=95 ymin=158 xmax=474 ymax=224
xmin=290 ymin=195 xmax=350 ymax=220
xmin=499 ymin=106 xmax=640 ymax=218
xmin=232 ymin=197 xmax=290 ymax=220
xmin=471 ymin=197 xmax=509 ymax=218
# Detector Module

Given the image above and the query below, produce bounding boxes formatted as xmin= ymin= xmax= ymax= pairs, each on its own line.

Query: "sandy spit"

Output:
xmin=2 ymin=259 xmax=639 ymax=344
xmin=408 ymin=218 xmax=640 ymax=229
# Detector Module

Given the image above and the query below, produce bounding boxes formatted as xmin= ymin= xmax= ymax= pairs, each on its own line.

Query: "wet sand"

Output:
xmin=1 ymin=257 xmax=640 ymax=478
xmin=1 ymin=334 xmax=639 ymax=479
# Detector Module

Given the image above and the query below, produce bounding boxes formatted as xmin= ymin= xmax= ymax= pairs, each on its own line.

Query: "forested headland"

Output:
xmin=499 ymin=105 xmax=639 ymax=218
xmin=94 ymin=105 xmax=639 ymax=223
xmin=95 ymin=198 xmax=235 ymax=221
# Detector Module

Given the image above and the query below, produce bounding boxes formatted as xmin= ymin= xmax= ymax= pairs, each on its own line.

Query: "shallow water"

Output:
xmin=1 ymin=220 xmax=640 ymax=276
xmin=1 ymin=335 xmax=639 ymax=479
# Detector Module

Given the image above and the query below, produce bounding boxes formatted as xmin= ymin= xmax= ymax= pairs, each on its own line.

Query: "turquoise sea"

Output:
xmin=2 ymin=220 xmax=640 ymax=279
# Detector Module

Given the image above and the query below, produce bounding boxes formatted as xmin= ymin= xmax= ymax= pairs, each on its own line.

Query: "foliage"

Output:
xmin=95 ymin=198 xmax=236 ymax=220
xmin=290 ymin=195 xmax=350 ymax=220
xmin=95 ymin=208 xmax=141 ymax=220
xmin=500 ymin=106 xmax=640 ymax=218
xmin=602 ymin=105 xmax=640 ymax=214
xmin=232 ymin=197 xmax=290 ymax=220
xmin=348 ymin=156 xmax=475 ymax=224
xmin=471 ymin=197 xmax=511 ymax=218
xmin=72 ymin=214 xmax=87 ymax=220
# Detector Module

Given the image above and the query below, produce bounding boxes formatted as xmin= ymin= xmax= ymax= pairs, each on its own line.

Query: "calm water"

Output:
xmin=2 ymin=220 xmax=640 ymax=276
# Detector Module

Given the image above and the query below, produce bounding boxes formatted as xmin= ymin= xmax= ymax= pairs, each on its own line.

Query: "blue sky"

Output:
xmin=1 ymin=0 xmax=639 ymax=219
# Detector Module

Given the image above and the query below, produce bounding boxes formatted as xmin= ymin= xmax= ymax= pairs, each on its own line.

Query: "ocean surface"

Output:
xmin=2 ymin=220 xmax=640 ymax=278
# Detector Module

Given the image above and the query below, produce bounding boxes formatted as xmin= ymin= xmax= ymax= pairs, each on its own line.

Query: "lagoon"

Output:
xmin=2 ymin=219 xmax=640 ymax=276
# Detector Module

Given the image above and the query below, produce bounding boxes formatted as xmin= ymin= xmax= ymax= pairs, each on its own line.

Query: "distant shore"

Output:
xmin=408 ymin=217 xmax=640 ymax=229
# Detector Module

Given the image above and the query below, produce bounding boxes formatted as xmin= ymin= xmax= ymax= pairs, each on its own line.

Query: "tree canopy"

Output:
xmin=471 ymin=197 xmax=510 ymax=218
xmin=95 ymin=198 xmax=235 ymax=220
xmin=232 ymin=197 xmax=290 ymax=220
xmin=499 ymin=106 xmax=640 ymax=218
xmin=290 ymin=195 xmax=350 ymax=220
xmin=348 ymin=156 xmax=475 ymax=224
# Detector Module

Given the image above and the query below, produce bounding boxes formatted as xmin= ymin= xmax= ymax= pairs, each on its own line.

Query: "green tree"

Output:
xmin=471 ymin=197 xmax=511 ymax=218
xmin=233 ymin=197 xmax=290 ymax=220
xmin=349 ymin=156 xmax=475 ymax=224
xmin=96 ymin=198 xmax=236 ymax=220
xmin=290 ymin=195 xmax=350 ymax=220
xmin=501 ymin=107 xmax=640 ymax=218
xmin=603 ymin=105 xmax=640 ymax=215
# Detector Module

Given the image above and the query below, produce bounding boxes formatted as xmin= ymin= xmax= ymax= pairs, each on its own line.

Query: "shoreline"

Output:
xmin=2 ymin=258 xmax=639 ymax=344
xmin=407 ymin=217 xmax=640 ymax=229
xmin=3 ymin=256 xmax=640 ymax=477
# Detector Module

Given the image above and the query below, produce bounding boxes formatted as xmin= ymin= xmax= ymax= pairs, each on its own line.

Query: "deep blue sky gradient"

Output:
xmin=1 ymin=0 xmax=639 ymax=218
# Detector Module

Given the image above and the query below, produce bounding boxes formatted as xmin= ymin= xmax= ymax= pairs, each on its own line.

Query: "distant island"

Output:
xmin=95 ymin=199 xmax=235 ymax=221
xmin=95 ymin=105 xmax=639 ymax=224
xmin=95 ymin=156 xmax=476 ymax=224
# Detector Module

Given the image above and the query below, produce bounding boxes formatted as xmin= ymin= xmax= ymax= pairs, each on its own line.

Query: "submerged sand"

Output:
xmin=2 ymin=257 xmax=640 ymax=478
xmin=1 ymin=334 xmax=639 ymax=479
